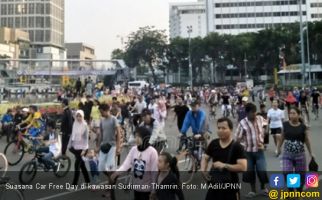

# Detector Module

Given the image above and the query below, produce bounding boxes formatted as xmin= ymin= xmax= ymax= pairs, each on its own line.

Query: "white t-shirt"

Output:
xmin=135 ymin=101 xmax=147 ymax=114
xmin=267 ymin=108 xmax=284 ymax=128
xmin=49 ymin=132 xmax=61 ymax=157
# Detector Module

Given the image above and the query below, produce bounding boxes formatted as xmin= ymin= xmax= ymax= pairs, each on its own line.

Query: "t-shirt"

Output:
xmin=134 ymin=101 xmax=147 ymax=114
xmin=311 ymin=92 xmax=320 ymax=104
xmin=283 ymin=121 xmax=306 ymax=143
xmin=100 ymin=116 xmax=119 ymax=147
xmin=299 ymin=96 xmax=308 ymax=106
xmin=205 ymin=139 xmax=246 ymax=191
xmin=174 ymin=105 xmax=189 ymax=130
xmin=222 ymin=95 xmax=230 ymax=105
xmin=267 ymin=108 xmax=284 ymax=128
xmin=283 ymin=121 xmax=307 ymax=154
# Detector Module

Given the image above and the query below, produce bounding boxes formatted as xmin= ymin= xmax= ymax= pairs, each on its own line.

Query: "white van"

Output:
xmin=128 ymin=81 xmax=149 ymax=89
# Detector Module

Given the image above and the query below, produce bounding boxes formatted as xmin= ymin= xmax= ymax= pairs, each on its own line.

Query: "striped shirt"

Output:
xmin=235 ymin=116 xmax=265 ymax=152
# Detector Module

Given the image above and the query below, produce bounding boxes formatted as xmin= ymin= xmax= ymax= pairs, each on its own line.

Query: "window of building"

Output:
xmin=29 ymin=17 xmax=34 ymax=27
xmin=1 ymin=4 xmax=7 ymax=15
xmin=45 ymin=3 xmax=51 ymax=14
xmin=35 ymin=30 xmax=44 ymax=42
xmin=8 ymin=4 xmax=14 ymax=15
xmin=28 ymin=3 xmax=35 ymax=14
xmin=45 ymin=17 xmax=51 ymax=28
xmin=36 ymin=17 xmax=44 ymax=28
xmin=45 ymin=30 xmax=51 ymax=42
xmin=0 ymin=18 xmax=7 ymax=27
xmin=36 ymin=3 xmax=44 ymax=14
xmin=22 ymin=17 xmax=27 ymax=28
xmin=8 ymin=17 xmax=13 ymax=27
xmin=15 ymin=17 xmax=21 ymax=27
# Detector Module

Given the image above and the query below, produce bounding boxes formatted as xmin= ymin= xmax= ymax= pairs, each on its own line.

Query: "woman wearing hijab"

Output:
xmin=68 ymin=110 xmax=90 ymax=187
xmin=111 ymin=126 xmax=158 ymax=200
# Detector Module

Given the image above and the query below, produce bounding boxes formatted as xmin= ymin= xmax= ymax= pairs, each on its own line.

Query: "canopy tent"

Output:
xmin=17 ymin=69 xmax=117 ymax=76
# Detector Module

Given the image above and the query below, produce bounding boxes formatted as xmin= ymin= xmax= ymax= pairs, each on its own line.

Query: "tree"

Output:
xmin=111 ymin=48 xmax=125 ymax=60
xmin=123 ymin=26 xmax=167 ymax=84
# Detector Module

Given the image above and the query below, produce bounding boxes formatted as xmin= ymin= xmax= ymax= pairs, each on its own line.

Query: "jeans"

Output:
xmin=37 ymin=147 xmax=55 ymax=169
xmin=242 ymin=150 xmax=269 ymax=184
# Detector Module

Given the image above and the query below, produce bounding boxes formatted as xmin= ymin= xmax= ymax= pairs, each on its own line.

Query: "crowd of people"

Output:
xmin=0 ymin=82 xmax=320 ymax=200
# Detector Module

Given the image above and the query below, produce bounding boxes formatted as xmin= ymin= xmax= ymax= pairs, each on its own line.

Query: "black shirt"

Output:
xmin=299 ymin=96 xmax=307 ymax=106
xmin=174 ymin=105 xmax=189 ymax=130
xmin=205 ymin=139 xmax=246 ymax=190
xmin=311 ymin=92 xmax=320 ymax=104
xmin=283 ymin=121 xmax=306 ymax=143
xmin=222 ymin=95 xmax=230 ymax=105
xmin=156 ymin=171 xmax=184 ymax=200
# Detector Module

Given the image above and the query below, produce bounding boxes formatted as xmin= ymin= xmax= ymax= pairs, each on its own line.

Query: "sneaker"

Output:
xmin=245 ymin=192 xmax=257 ymax=198
xmin=259 ymin=189 xmax=268 ymax=196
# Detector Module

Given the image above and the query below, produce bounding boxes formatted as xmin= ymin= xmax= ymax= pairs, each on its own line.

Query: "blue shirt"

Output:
xmin=1 ymin=114 xmax=13 ymax=124
xmin=180 ymin=110 xmax=206 ymax=135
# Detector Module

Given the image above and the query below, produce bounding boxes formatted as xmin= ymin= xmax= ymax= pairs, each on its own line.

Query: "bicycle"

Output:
xmin=19 ymin=149 xmax=71 ymax=184
xmin=0 ymin=153 xmax=24 ymax=200
xmin=178 ymin=134 xmax=207 ymax=184
xmin=209 ymin=103 xmax=217 ymax=120
xmin=300 ymin=106 xmax=310 ymax=125
xmin=4 ymin=128 xmax=39 ymax=166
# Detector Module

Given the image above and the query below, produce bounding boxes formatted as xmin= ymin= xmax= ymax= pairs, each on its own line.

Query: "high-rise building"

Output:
xmin=0 ymin=0 xmax=64 ymax=48
xmin=65 ymin=43 xmax=96 ymax=70
xmin=169 ymin=0 xmax=207 ymax=39
xmin=170 ymin=0 xmax=322 ymax=37
xmin=0 ymin=0 xmax=65 ymax=70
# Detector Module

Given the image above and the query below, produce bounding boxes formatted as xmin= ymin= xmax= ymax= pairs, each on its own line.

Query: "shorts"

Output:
xmin=98 ymin=146 xmax=116 ymax=172
xmin=270 ymin=128 xmax=282 ymax=135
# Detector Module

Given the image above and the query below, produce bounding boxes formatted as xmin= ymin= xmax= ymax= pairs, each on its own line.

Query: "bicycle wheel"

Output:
xmin=178 ymin=154 xmax=196 ymax=184
xmin=19 ymin=161 xmax=37 ymax=184
xmin=0 ymin=187 xmax=24 ymax=200
xmin=0 ymin=153 xmax=8 ymax=178
xmin=4 ymin=140 xmax=25 ymax=166
xmin=54 ymin=156 xmax=71 ymax=178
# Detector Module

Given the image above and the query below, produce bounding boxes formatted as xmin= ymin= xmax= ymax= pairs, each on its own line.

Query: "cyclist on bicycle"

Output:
xmin=17 ymin=105 xmax=45 ymax=145
xmin=207 ymin=90 xmax=218 ymax=114
xmin=221 ymin=90 xmax=231 ymax=117
xmin=299 ymin=90 xmax=310 ymax=124
xmin=180 ymin=100 xmax=208 ymax=149
xmin=311 ymin=88 xmax=320 ymax=119
xmin=140 ymin=109 xmax=167 ymax=154
xmin=34 ymin=120 xmax=61 ymax=172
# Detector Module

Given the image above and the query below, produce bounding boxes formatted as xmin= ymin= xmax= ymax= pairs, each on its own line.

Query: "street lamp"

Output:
xmin=243 ymin=53 xmax=248 ymax=80
xmin=298 ymin=0 xmax=306 ymax=89
xmin=187 ymin=25 xmax=193 ymax=89
xmin=303 ymin=25 xmax=311 ymax=86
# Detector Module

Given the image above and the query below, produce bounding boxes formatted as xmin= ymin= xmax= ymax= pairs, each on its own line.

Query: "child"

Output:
xmin=82 ymin=149 xmax=99 ymax=185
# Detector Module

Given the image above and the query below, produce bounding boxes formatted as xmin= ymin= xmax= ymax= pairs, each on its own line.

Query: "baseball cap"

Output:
xmin=22 ymin=108 xmax=29 ymax=112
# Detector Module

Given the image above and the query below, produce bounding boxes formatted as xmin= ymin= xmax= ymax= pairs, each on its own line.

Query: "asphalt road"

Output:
xmin=1 ymin=100 xmax=322 ymax=200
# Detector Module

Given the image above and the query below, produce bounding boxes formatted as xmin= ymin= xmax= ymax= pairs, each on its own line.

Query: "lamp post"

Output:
xmin=243 ymin=53 xmax=248 ymax=80
xmin=187 ymin=25 xmax=193 ymax=89
xmin=303 ymin=25 xmax=311 ymax=86
xmin=298 ymin=0 xmax=306 ymax=88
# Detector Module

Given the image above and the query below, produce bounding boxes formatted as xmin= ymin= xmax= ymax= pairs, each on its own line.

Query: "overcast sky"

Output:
xmin=65 ymin=0 xmax=197 ymax=59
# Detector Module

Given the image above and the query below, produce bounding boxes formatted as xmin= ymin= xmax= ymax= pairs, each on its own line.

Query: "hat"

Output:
xmin=22 ymin=108 xmax=29 ymax=112
xmin=242 ymin=96 xmax=249 ymax=102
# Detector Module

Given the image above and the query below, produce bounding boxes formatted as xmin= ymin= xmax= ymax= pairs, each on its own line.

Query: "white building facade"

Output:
xmin=169 ymin=1 xmax=207 ymax=38
xmin=170 ymin=0 xmax=322 ymax=37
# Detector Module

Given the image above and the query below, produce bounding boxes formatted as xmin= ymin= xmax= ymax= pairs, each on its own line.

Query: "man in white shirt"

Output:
xmin=131 ymin=96 xmax=147 ymax=128
xmin=267 ymin=100 xmax=285 ymax=156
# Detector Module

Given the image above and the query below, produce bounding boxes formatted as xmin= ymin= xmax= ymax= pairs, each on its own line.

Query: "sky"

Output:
xmin=65 ymin=0 xmax=197 ymax=59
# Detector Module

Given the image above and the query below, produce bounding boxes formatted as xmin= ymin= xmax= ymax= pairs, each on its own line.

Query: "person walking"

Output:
xmin=235 ymin=103 xmax=269 ymax=198
xmin=277 ymin=107 xmax=314 ymax=192
xmin=201 ymin=117 xmax=247 ymax=200
xmin=68 ymin=110 xmax=90 ymax=187
xmin=267 ymin=100 xmax=285 ymax=156
xmin=61 ymin=99 xmax=73 ymax=157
